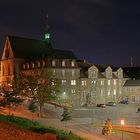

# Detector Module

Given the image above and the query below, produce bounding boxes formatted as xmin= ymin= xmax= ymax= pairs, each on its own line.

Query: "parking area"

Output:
xmin=43 ymin=103 xmax=140 ymax=140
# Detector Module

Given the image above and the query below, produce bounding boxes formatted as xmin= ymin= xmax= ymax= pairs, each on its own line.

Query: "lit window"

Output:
xmin=71 ymin=61 xmax=75 ymax=67
xmin=114 ymin=89 xmax=116 ymax=95
xmin=71 ymin=89 xmax=76 ymax=94
xmin=62 ymin=80 xmax=66 ymax=85
xmin=101 ymin=80 xmax=104 ymax=85
xmin=62 ymin=60 xmax=65 ymax=67
xmin=114 ymin=80 xmax=116 ymax=85
xmin=52 ymin=60 xmax=56 ymax=67
xmin=108 ymin=91 xmax=110 ymax=96
xmin=45 ymin=33 xmax=50 ymax=39
xmin=91 ymin=80 xmax=96 ymax=85
xmin=71 ymin=80 xmax=76 ymax=85
xmin=82 ymin=80 xmax=86 ymax=86
xmin=108 ymin=80 xmax=111 ymax=85
xmin=51 ymin=80 xmax=55 ymax=85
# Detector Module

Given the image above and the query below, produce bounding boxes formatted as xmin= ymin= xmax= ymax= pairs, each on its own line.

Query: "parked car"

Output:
xmin=106 ymin=102 xmax=116 ymax=106
xmin=96 ymin=104 xmax=106 ymax=108
xmin=119 ymin=100 xmax=129 ymax=104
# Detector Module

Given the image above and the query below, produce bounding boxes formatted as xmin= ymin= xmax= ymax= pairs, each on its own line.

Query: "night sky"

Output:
xmin=0 ymin=0 xmax=140 ymax=67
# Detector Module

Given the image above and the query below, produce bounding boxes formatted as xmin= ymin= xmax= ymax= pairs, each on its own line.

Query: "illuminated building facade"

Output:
xmin=0 ymin=19 xmax=130 ymax=106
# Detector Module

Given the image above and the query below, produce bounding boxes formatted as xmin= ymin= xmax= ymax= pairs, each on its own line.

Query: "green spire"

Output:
xmin=45 ymin=15 xmax=50 ymax=42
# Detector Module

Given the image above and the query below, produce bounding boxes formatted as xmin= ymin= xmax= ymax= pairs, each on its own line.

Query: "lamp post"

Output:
xmin=120 ymin=119 xmax=124 ymax=140
xmin=63 ymin=92 xmax=66 ymax=107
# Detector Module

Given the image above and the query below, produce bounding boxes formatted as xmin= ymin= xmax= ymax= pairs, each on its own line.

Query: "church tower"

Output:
xmin=44 ymin=15 xmax=51 ymax=43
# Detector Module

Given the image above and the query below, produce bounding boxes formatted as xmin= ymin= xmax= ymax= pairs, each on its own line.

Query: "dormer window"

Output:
xmin=37 ymin=62 xmax=40 ymax=68
xmin=32 ymin=62 xmax=35 ymax=68
xmin=105 ymin=67 xmax=112 ymax=78
xmin=93 ymin=70 xmax=96 ymax=77
xmin=62 ymin=60 xmax=65 ymax=67
xmin=27 ymin=63 xmax=29 ymax=69
xmin=23 ymin=64 xmax=26 ymax=69
xmin=52 ymin=60 xmax=56 ymax=67
xmin=118 ymin=68 xmax=123 ymax=78
xmin=71 ymin=61 xmax=75 ymax=67
xmin=42 ymin=61 xmax=45 ymax=67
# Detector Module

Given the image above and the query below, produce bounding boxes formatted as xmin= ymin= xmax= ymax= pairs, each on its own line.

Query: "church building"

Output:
xmin=0 ymin=18 xmax=130 ymax=106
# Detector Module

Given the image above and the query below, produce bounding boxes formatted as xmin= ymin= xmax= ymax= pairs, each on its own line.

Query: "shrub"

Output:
xmin=30 ymin=126 xmax=47 ymax=134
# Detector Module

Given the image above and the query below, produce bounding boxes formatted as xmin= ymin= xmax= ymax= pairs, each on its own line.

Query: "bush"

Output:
xmin=30 ymin=126 xmax=47 ymax=134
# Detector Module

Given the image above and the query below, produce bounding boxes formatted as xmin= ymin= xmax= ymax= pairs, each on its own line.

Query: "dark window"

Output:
xmin=8 ymin=65 xmax=10 ymax=75
xmin=5 ymin=49 xmax=9 ymax=58
xmin=3 ymin=66 xmax=4 ymax=76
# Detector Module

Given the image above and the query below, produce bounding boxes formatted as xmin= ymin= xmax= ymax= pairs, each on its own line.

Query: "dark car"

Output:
xmin=106 ymin=102 xmax=116 ymax=106
xmin=96 ymin=104 xmax=106 ymax=108
xmin=119 ymin=100 xmax=129 ymax=104
xmin=136 ymin=108 xmax=140 ymax=113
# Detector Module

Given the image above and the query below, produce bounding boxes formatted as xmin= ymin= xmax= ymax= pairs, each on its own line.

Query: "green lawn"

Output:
xmin=0 ymin=114 xmax=85 ymax=140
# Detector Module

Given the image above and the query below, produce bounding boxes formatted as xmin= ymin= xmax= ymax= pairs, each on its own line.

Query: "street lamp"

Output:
xmin=120 ymin=119 xmax=124 ymax=140
xmin=63 ymin=92 xmax=66 ymax=106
